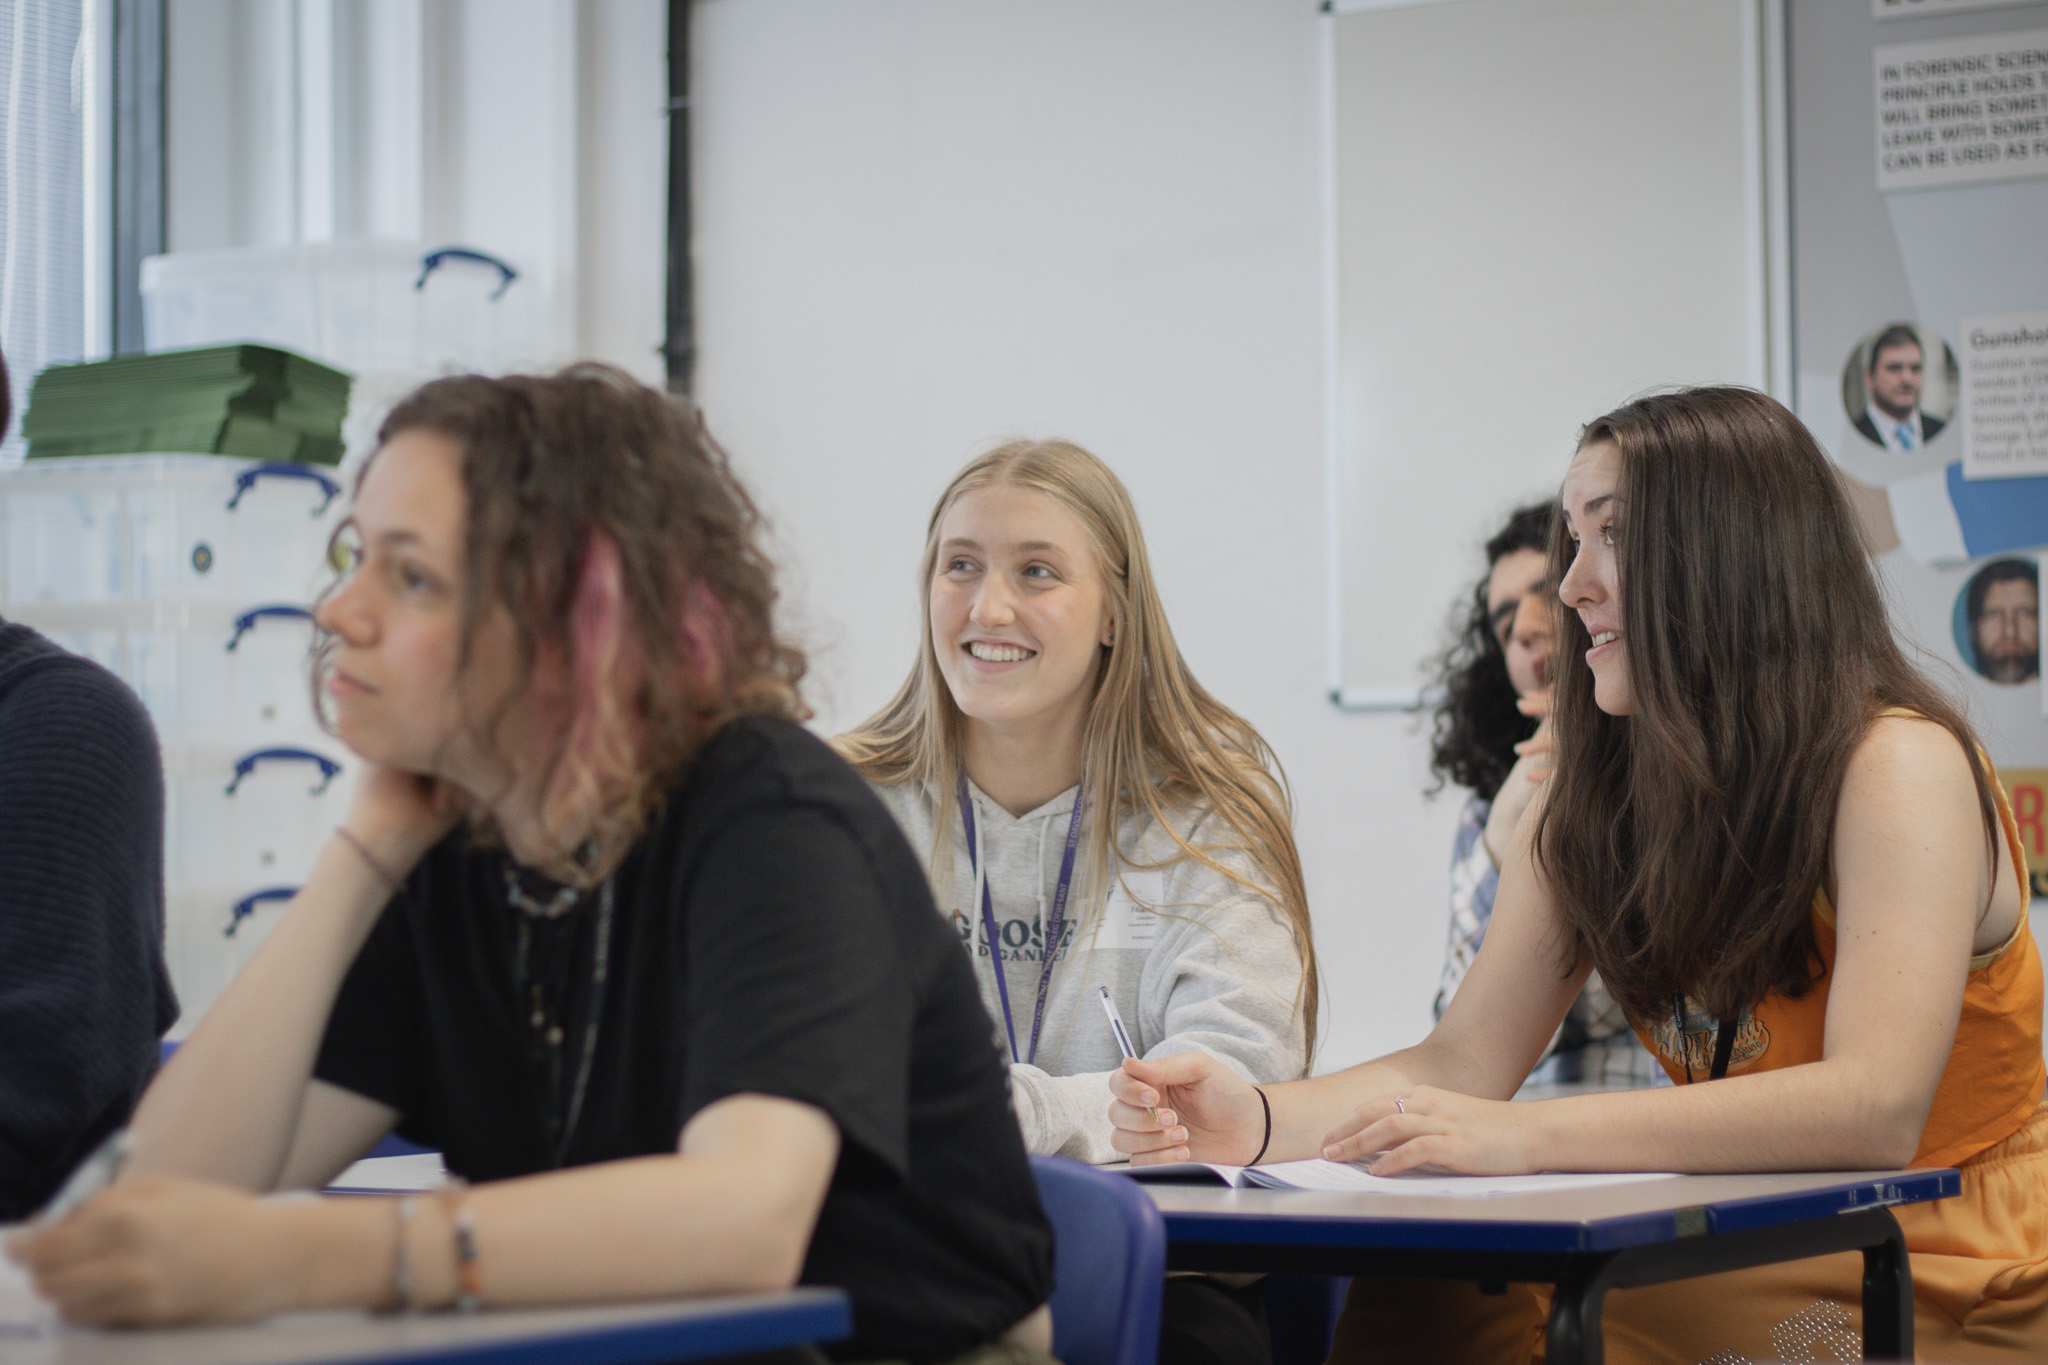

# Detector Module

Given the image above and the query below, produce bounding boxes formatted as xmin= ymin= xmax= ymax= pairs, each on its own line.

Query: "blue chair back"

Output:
xmin=1030 ymin=1156 xmax=1166 ymax=1365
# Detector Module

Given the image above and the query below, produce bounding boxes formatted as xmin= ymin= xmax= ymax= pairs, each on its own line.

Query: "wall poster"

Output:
xmin=1960 ymin=309 xmax=2048 ymax=478
xmin=1873 ymin=28 xmax=2048 ymax=190
xmin=1790 ymin=3 xmax=2048 ymax=822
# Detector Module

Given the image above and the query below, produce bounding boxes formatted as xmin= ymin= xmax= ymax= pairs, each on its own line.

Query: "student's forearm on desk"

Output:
xmin=1517 ymin=1058 xmax=1928 ymax=1173
xmin=1312 ymin=1048 xmax=1935 ymax=1176
xmin=16 ymin=1095 xmax=839 ymax=1326
xmin=1259 ymin=1044 xmax=1469 ymax=1163
xmin=253 ymin=1154 xmax=834 ymax=1316
xmin=1291 ymin=1035 xmax=1927 ymax=1174
xmin=1260 ymin=1019 xmax=1544 ymax=1164
xmin=344 ymin=1096 xmax=838 ymax=1311
xmin=127 ymin=835 xmax=396 ymax=1190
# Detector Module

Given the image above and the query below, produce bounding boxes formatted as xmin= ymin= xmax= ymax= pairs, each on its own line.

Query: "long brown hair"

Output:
xmin=836 ymin=440 xmax=1319 ymax=1060
xmin=1532 ymin=387 xmax=1998 ymax=1023
xmin=315 ymin=365 xmax=807 ymax=881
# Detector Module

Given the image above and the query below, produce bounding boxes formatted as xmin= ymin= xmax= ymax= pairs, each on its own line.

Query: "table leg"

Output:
xmin=1543 ymin=1262 xmax=1611 ymax=1365
xmin=1861 ymin=1216 xmax=1914 ymax=1361
xmin=1538 ymin=1206 xmax=1912 ymax=1365
xmin=1166 ymin=1204 xmax=1917 ymax=1363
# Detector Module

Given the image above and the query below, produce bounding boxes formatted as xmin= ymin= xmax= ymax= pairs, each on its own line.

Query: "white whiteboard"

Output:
xmin=1325 ymin=0 xmax=1777 ymax=706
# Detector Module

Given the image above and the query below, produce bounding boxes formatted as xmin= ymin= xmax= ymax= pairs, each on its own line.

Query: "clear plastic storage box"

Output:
xmin=2 ymin=455 xmax=342 ymax=606
xmin=140 ymin=238 xmax=544 ymax=381
xmin=0 ymin=454 xmax=355 ymax=1029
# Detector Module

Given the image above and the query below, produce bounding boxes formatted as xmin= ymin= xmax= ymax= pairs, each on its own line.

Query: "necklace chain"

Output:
xmin=506 ymin=873 xmax=585 ymax=921
xmin=508 ymin=868 xmax=616 ymax=1167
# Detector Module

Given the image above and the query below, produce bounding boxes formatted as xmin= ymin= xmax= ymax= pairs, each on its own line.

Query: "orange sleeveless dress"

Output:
xmin=1636 ymin=761 xmax=2043 ymax=1168
xmin=1329 ymin=754 xmax=2048 ymax=1364
xmin=1601 ymin=756 xmax=2048 ymax=1362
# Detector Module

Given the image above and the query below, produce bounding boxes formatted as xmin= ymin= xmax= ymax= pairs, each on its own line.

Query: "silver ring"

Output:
xmin=1394 ymin=1097 xmax=1406 ymax=1114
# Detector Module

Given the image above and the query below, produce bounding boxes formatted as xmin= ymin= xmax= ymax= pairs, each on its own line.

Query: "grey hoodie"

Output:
xmin=871 ymin=777 xmax=1309 ymax=1163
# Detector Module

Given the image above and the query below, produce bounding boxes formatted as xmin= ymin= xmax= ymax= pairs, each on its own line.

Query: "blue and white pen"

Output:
xmin=37 ymin=1129 xmax=134 ymax=1223
xmin=1096 ymin=986 xmax=1160 ymax=1123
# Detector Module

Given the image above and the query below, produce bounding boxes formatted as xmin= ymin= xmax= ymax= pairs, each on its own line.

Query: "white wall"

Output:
xmin=1329 ymin=0 xmax=1767 ymax=701
xmin=690 ymin=0 xmax=1464 ymax=1066
xmin=145 ymin=0 xmax=2048 ymax=1064
xmin=161 ymin=0 xmax=1508 ymax=1065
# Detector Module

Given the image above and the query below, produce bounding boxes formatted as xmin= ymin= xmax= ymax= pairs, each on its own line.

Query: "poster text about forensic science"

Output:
xmin=1875 ymin=29 xmax=2048 ymax=190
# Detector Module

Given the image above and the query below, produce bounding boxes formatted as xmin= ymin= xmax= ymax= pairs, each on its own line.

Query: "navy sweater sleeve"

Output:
xmin=0 ymin=625 xmax=176 ymax=1218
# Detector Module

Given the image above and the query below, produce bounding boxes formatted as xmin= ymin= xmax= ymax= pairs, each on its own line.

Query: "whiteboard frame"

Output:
xmin=1320 ymin=0 xmax=1792 ymax=711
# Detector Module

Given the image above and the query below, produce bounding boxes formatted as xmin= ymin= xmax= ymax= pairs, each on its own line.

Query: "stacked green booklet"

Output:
xmin=21 ymin=345 xmax=353 ymax=465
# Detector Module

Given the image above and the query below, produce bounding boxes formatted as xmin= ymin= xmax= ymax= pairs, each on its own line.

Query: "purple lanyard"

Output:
xmin=957 ymin=775 xmax=1087 ymax=1066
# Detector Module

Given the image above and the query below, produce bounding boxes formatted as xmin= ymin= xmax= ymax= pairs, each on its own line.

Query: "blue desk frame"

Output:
xmin=1146 ymin=1169 xmax=1959 ymax=1365
xmin=0 ymin=1289 xmax=851 ymax=1365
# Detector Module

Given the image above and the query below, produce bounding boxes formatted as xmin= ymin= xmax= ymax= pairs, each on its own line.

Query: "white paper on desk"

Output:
xmin=326 ymin=1152 xmax=446 ymax=1194
xmin=1118 ymin=1160 xmax=1679 ymax=1195
xmin=0 ymin=1227 xmax=56 ymax=1337
xmin=1241 ymin=1161 xmax=1679 ymax=1195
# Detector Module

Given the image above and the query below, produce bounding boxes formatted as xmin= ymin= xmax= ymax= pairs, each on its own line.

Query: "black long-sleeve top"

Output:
xmin=0 ymin=621 xmax=175 ymax=1217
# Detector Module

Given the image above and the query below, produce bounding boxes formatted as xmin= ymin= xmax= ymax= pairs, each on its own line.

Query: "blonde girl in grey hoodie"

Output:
xmin=840 ymin=440 xmax=1318 ymax=1365
xmin=837 ymin=439 xmax=1318 ymax=1169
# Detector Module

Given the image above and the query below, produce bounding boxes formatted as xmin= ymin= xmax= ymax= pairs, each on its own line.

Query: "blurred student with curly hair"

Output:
xmin=1426 ymin=501 xmax=1659 ymax=1090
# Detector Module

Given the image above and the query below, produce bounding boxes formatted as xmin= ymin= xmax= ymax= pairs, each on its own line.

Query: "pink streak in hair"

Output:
xmin=564 ymin=532 xmax=646 ymax=788
xmin=678 ymin=578 xmax=732 ymax=701
xmin=539 ymin=539 xmax=744 ymax=857
xmin=560 ymin=541 xmax=731 ymax=800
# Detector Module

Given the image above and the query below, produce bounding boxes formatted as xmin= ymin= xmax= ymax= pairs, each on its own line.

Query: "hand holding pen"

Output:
xmin=1096 ymin=987 xmax=1159 ymax=1123
xmin=1106 ymin=1050 xmax=1271 ymax=1167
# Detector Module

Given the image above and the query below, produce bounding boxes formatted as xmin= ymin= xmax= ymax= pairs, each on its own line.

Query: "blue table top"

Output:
xmin=1144 ymin=1168 xmax=1961 ymax=1255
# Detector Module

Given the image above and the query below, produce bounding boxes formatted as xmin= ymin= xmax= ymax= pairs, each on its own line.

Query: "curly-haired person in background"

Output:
xmin=1426 ymin=502 xmax=1660 ymax=1091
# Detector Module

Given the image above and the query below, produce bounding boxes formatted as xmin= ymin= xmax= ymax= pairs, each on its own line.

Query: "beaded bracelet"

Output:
xmin=438 ymin=1181 xmax=483 ymax=1313
xmin=1247 ymin=1086 xmax=1273 ymax=1166
xmin=452 ymin=1207 xmax=482 ymax=1312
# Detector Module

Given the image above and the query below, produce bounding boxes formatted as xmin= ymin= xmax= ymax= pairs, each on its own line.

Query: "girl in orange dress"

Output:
xmin=1107 ymin=386 xmax=2048 ymax=1363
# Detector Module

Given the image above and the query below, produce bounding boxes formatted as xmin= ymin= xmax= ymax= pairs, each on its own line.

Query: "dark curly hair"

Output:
xmin=1425 ymin=501 xmax=1553 ymax=801
xmin=316 ymin=364 xmax=807 ymax=881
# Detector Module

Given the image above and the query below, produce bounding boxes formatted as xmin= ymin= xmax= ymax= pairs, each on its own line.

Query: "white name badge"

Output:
xmin=1091 ymin=870 xmax=1167 ymax=951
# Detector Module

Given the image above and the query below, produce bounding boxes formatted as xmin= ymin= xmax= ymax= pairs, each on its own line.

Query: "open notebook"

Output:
xmin=1121 ymin=1158 xmax=1677 ymax=1197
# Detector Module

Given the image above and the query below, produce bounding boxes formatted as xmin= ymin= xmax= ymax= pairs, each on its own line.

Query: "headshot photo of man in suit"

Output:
xmin=1850 ymin=323 xmax=1949 ymax=453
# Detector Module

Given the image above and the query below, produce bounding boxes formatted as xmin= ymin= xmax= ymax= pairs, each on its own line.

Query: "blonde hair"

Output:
xmin=837 ymin=439 xmax=1319 ymax=1061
